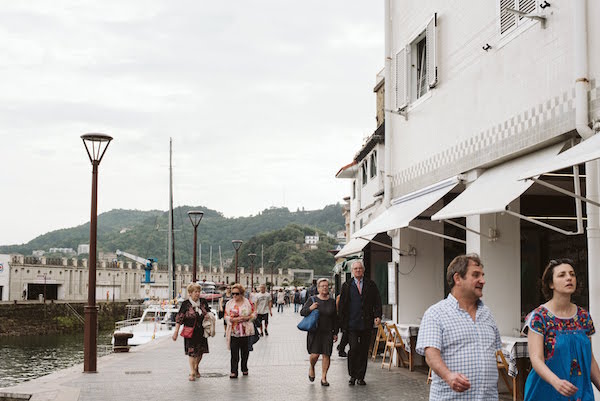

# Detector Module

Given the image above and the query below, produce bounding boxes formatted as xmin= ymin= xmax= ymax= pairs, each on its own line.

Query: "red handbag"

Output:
xmin=180 ymin=312 xmax=197 ymax=338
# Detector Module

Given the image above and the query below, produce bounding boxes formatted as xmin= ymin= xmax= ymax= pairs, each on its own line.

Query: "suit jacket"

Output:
xmin=338 ymin=278 xmax=382 ymax=331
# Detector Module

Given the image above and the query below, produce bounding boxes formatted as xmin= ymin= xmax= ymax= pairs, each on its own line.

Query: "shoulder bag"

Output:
xmin=297 ymin=297 xmax=320 ymax=332
xmin=180 ymin=311 xmax=197 ymax=339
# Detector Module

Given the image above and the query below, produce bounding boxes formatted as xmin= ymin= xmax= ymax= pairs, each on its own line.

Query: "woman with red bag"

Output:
xmin=172 ymin=282 xmax=210 ymax=381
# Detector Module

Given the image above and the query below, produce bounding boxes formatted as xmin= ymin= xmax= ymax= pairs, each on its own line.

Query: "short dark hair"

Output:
xmin=541 ymin=258 xmax=575 ymax=300
xmin=446 ymin=254 xmax=483 ymax=290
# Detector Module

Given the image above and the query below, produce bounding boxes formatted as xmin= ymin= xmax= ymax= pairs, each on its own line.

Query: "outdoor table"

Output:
xmin=396 ymin=323 xmax=420 ymax=371
xmin=501 ymin=336 xmax=529 ymax=400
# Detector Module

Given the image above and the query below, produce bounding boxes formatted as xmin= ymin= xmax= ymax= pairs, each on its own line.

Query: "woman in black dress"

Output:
xmin=300 ymin=278 xmax=338 ymax=386
xmin=172 ymin=282 xmax=210 ymax=381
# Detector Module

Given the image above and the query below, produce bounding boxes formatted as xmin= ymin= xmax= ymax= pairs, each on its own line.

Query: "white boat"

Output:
xmin=112 ymin=303 xmax=180 ymax=346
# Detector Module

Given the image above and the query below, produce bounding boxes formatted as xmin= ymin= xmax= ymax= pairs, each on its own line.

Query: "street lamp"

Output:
xmin=248 ymin=253 xmax=256 ymax=291
xmin=188 ymin=211 xmax=204 ymax=282
xmin=81 ymin=133 xmax=112 ymax=373
xmin=232 ymin=240 xmax=243 ymax=283
xmin=268 ymin=260 xmax=275 ymax=291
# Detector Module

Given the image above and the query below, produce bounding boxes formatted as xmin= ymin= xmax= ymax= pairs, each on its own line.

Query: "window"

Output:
xmin=370 ymin=151 xmax=377 ymax=178
xmin=500 ymin=0 xmax=537 ymax=35
xmin=352 ymin=180 xmax=356 ymax=199
xmin=361 ymin=162 xmax=368 ymax=186
xmin=394 ymin=13 xmax=437 ymax=112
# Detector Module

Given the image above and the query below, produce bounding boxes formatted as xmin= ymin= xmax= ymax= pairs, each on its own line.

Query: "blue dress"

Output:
xmin=524 ymin=305 xmax=595 ymax=401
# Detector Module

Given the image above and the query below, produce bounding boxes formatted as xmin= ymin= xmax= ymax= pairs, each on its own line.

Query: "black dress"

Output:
xmin=300 ymin=296 xmax=338 ymax=356
xmin=175 ymin=299 xmax=210 ymax=357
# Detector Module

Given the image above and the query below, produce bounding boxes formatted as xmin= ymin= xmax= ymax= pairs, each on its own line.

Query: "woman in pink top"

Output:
xmin=225 ymin=283 xmax=257 ymax=378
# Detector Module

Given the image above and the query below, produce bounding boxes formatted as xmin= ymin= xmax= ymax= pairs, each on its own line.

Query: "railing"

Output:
xmin=46 ymin=257 xmax=63 ymax=266
xmin=114 ymin=318 xmax=141 ymax=331
xmin=77 ymin=260 xmax=85 ymax=268
xmin=65 ymin=303 xmax=85 ymax=324
xmin=24 ymin=256 xmax=41 ymax=265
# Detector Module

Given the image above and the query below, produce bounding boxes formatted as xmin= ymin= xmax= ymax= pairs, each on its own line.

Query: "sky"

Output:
xmin=0 ymin=1 xmax=384 ymax=246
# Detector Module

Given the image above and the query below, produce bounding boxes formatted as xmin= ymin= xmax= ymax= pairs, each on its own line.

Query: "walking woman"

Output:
xmin=524 ymin=258 xmax=600 ymax=400
xmin=219 ymin=286 xmax=233 ymax=335
xmin=300 ymin=278 xmax=338 ymax=386
xmin=172 ymin=282 xmax=210 ymax=381
xmin=225 ymin=283 xmax=256 ymax=378
xmin=276 ymin=288 xmax=285 ymax=313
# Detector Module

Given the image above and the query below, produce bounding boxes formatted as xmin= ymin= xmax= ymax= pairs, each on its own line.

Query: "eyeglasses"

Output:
xmin=232 ymin=292 xmax=240 ymax=296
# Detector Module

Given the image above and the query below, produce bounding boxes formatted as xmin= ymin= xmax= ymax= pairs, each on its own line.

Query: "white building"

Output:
xmin=339 ymin=0 xmax=600 ymax=345
xmin=48 ymin=247 xmax=76 ymax=255
xmin=0 ymin=254 xmax=10 ymax=301
xmin=77 ymin=244 xmax=89 ymax=255
xmin=304 ymin=234 xmax=320 ymax=245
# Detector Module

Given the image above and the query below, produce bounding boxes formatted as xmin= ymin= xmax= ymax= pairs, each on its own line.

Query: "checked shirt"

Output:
xmin=416 ymin=294 xmax=501 ymax=401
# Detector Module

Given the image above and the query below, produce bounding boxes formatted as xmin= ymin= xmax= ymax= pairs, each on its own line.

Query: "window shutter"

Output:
xmin=518 ymin=0 xmax=536 ymax=16
xmin=500 ymin=0 xmax=517 ymax=34
xmin=426 ymin=13 xmax=437 ymax=88
xmin=395 ymin=47 xmax=407 ymax=111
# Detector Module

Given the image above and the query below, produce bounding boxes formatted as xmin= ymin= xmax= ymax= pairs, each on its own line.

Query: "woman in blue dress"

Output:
xmin=524 ymin=258 xmax=600 ymax=400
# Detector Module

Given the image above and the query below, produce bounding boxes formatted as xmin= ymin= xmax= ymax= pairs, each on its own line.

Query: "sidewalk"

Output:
xmin=0 ymin=305 xmax=510 ymax=401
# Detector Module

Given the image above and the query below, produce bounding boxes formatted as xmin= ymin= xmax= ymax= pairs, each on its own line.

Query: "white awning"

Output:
xmin=432 ymin=143 xmax=564 ymax=221
xmin=352 ymin=176 xmax=461 ymax=239
xmin=519 ymin=134 xmax=600 ymax=180
xmin=334 ymin=234 xmax=375 ymax=258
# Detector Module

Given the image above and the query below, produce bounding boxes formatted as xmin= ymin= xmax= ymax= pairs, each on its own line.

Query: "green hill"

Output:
xmin=0 ymin=205 xmax=344 ymax=271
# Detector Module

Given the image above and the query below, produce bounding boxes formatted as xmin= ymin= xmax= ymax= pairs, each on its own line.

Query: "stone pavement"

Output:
xmin=0 ymin=305 xmax=514 ymax=401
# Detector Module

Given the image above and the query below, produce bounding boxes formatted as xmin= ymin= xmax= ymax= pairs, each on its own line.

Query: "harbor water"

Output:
xmin=0 ymin=331 xmax=113 ymax=388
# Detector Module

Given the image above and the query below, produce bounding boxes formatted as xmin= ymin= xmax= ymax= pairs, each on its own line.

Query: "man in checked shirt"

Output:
xmin=416 ymin=254 xmax=502 ymax=400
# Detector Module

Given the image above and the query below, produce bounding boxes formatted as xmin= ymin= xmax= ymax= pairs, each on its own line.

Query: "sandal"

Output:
xmin=188 ymin=374 xmax=196 ymax=381
xmin=195 ymin=371 xmax=201 ymax=378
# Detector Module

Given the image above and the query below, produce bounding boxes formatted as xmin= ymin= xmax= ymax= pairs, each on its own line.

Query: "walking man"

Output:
xmin=338 ymin=259 xmax=382 ymax=386
xmin=254 ymin=284 xmax=272 ymax=336
xmin=416 ymin=254 xmax=501 ymax=400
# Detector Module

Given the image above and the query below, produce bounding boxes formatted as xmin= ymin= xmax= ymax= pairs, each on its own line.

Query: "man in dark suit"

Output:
xmin=338 ymin=259 xmax=382 ymax=386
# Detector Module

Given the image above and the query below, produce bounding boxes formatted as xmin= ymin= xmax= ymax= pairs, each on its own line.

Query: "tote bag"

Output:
xmin=297 ymin=297 xmax=320 ymax=332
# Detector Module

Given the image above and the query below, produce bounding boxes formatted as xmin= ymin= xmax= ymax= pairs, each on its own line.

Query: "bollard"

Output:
xmin=113 ymin=332 xmax=134 ymax=353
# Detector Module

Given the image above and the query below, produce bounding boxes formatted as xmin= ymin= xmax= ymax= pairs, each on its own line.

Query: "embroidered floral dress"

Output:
xmin=524 ymin=305 xmax=595 ymax=401
xmin=175 ymin=299 xmax=209 ymax=357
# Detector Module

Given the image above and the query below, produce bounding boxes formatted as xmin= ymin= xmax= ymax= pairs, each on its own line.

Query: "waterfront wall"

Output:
xmin=0 ymin=301 xmax=129 ymax=337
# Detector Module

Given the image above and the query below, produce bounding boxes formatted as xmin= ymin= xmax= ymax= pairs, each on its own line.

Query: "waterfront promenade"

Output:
xmin=0 ymin=307 xmax=513 ymax=401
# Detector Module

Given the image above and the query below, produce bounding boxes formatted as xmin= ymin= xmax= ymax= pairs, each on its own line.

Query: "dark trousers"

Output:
xmin=230 ymin=336 xmax=249 ymax=374
xmin=338 ymin=330 xmax=349 ymax=352
xmin=348 ymin=329 xmax=371 ymax=380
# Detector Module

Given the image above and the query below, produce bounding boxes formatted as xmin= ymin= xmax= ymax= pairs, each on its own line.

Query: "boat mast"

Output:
xmin=168 ymin=138 xmax=176 ymax=299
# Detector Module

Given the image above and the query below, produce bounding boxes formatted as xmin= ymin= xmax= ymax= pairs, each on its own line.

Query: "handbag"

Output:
xmin=297 ymin=297 xmax=320 ymax=332
xmin=180 ymin=313 xmax=197 ymax=338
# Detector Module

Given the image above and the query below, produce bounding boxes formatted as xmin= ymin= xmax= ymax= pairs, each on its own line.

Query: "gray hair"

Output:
xmin=350 ymin=259 xmax=365 ymax=269
xmin=317 ymin=278 xmax=329 ymax=286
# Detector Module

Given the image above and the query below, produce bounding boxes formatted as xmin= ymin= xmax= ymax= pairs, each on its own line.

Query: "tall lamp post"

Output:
xmin=232 ymin=240 xmax=243 ymax=284
xmin=268 ymin=260 xmax=275 ymax=290
xmin=248 ymin=253 xmax=256 ymax=290
xmin=81 ymin=133 xmax=112 ymax=373
xmin=188 ymin=211 xmax=204 ymax=282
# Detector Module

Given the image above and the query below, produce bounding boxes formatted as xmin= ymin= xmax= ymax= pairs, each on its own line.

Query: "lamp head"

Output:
xmin=188 ymin=210 xmax=204 ymax=227
xmin=81 ymin=133 xmax=113 ymax=164
xmin=232 ymin=240 xmax=243 ymax=251
xmin=248 ymin=253 xmax=256 ymax=264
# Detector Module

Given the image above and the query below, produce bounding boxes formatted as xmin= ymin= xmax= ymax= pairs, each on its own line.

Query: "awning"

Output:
xmin=352 ymin=176 xmax=461 ymax=239
xmin=334 ymin=234 xmax=375 ymax=258
xmin=432 ymin=143 xmax=563 ymax=221
xmin=519 ymin=134 xmax=600 ymax=180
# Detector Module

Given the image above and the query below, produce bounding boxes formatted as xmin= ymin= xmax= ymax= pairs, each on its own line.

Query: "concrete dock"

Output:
xmin=0 ymin=307 xmax=514 ymax=401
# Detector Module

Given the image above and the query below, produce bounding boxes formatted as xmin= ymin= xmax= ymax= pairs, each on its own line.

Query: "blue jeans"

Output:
xmin=277 ymin=303 xmax=284 ymax=313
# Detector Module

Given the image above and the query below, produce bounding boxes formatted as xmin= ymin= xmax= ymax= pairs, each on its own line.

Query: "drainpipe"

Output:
xmin=383 ymin=0 xmax=392 ymax=209
xmin=575 ymin=3 xmax=599 ymax=395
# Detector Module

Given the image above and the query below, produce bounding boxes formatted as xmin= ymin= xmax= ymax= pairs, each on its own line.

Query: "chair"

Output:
xmin=381 ymin=323 xmax=410 ymax=370
xmin=496 ymin=350 xmax=519 ymax=401
xmin=371 ymin=323 xmax=387 ymax=361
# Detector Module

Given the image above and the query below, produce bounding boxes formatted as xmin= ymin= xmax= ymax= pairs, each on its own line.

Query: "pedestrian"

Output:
xmin=416 ymin=253 xmax=501 ymax=400
xmin=338 ymin=259 xmax=382 ymax=386
xmin=225 ymin=283 xmax=256 ymax=378
xmin=218 ymin=286 xmax=233 ymax=335
xmin=294 ymin=288 xmax=303 ymax=313
xmin=172 ymin=282 xmax=210 ymax=381
xmin=254 ymin=284 xmax=272 ymax=336
xmin=301 ymin=278 xmax=338 ymax=386
xmin=335 ymin=294 xmax=349 ymax=357
xmin=307 ymin=279 xmax=317 ymax=298
xmin=523 ymin=258 xmax=600 ymax=400
xmin=276 ymin=288 xmax=285 ymax=313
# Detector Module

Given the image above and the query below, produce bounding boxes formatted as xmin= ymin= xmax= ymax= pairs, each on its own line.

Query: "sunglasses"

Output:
xmin=232 ymin=292 xmax=240 ymax=296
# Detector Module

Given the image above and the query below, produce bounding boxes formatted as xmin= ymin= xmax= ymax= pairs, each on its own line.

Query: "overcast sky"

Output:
xmin=0 ymin=1 xmax=383 ymax=246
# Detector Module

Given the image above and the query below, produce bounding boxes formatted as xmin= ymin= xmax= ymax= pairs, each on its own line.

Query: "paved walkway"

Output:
xmin=0 ymin=305 xmax=513 ymax=401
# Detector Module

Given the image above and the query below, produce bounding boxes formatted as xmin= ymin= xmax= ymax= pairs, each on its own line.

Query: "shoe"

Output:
xmin=309 ymin=366 xmax=315 ymax=382
xmin=188 ymin=374 xmax=196 ymax=381
xmin=348 ymin=378 xmax=356 ymax=386
xmin=259 ymin=332 xmax=264 ymax=337
xmin=229 ymin=373 xmax=238 ymax=379
xmin=242 ymin=371 xmax=248 ymax=376
xmin=321 ymin=380 xmax=329 ymax=386
xmin=357 ymin=379 xmax=367 ymax=386
xmin=265 ymin=329 xmax=269 ymax=336
xmin=338 ymin=351 xmax=347 ymax=357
